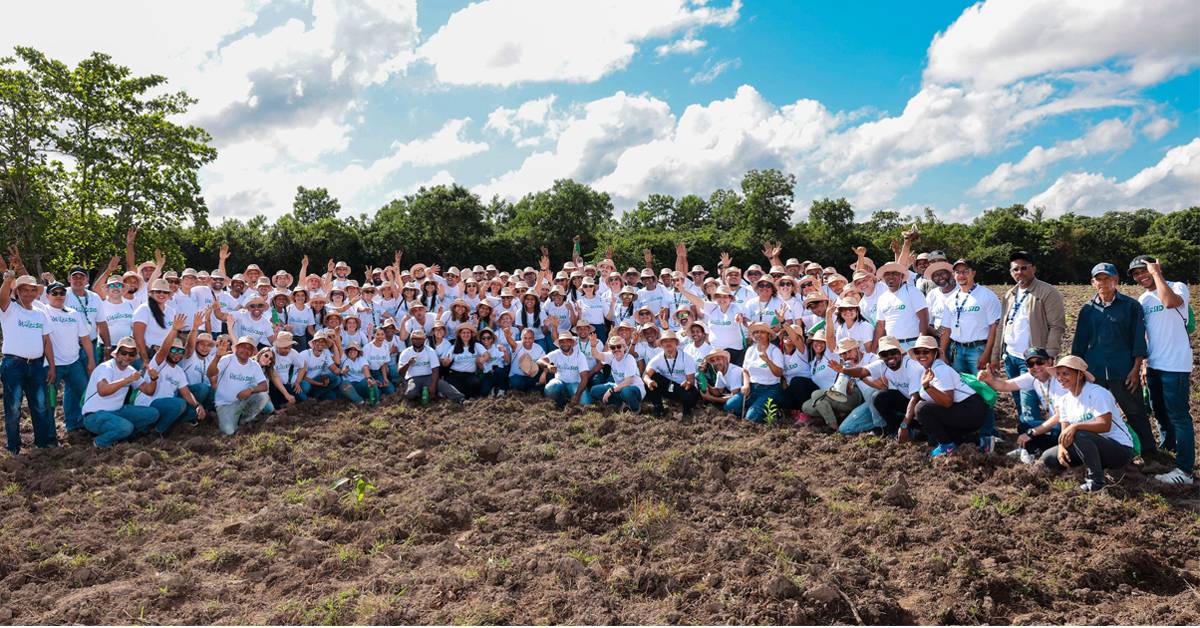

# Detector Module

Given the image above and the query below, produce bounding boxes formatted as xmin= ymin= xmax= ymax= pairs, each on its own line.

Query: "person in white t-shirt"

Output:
xmin=872 ymin=262 xmax=928 ymax=350
xmin=697 ymin=349 xmax=743 ymax=411
xmin=266 ymin=331 xmax=306 ymax=410
xmin=978 ymin=346 xmax=1064 ymax=464
xmin=538 ymin=332 xmax=593 ymax=408
xmin=899 ymin=335 xmax=986 ymax=457
xmin=727 ymin=322 xmax=786 ymax=423
xmin=507 ymin=327 xmax=546 ymax=393
xmin=397 ymin=329 xmax=465 ymax=403
xmin=1 ymin=270 xmax=56 ymax=453
xmin=132 ymin=279 xmax=177 ymax=366
xmin=1128 ymin=255 xmax=1194 ymax=485
xmin=440 ymin=324 xmax=488 ymax=399
xmin=583 ymin=335 xmax=641 ymax=412
xmin=97 ymin=275 xmax=136 ymax=360
xmin=133 ymin=315 xmax=208 ymax=435
xmin=843 ymin=335 xmax=927 ymax=435
xmin=826 ymin=338 xmax=882 ymax=435
xmin=1031 ymin=355 xmax=1137 ymax=492
xmin=643 ymin=330 xmax=699 ymax=417
xmin=80 ymin=336 xmax=159 ymax=447
xmin=477 ymin=327 xmax=510 ymax=398
xmin=296 ymin=331 xmax=339 ymax=400
xmin=207 ymin=335 xmax=269 ymax=435
xmin=39 ymin=281 xmax=96 ymax=432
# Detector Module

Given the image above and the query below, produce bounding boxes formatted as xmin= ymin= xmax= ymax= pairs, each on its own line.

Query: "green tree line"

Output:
xmin=2 ymin=47 xmax=1197 ymax=284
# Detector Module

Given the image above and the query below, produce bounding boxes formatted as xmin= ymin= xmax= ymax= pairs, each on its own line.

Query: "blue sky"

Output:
xmin=4 ymin=0 xmax=1198 ymax=222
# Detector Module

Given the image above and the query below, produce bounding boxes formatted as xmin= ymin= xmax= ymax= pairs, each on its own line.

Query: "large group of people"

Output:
xmin=0 ymin=226 xmax=1193 ymax=491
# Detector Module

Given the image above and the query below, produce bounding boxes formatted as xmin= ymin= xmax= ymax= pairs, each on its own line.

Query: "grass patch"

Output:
xmin=302 ymin=588 xmax=359 ymax=625
xmin=201 ymin=547 xmax=236 ymax=569
xmin=1 ymin=482 xmax=19 ymax=497
xmin=622 ymin=495 xmax=674 ymax=543
xmin=238 ymin=432 xmax=292 ymax=458
xmin=118 ymin=519 xmax=144 ymax=537
xmin=567 ymin=548 xmax=598 ymax=564
xmin=146 ymin=551 xmax=181 ymax=570
xmin=336 ymin=544 xmax=364 ymax=563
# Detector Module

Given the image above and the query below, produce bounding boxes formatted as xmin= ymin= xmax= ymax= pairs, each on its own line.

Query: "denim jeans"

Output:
xmin=1146 ymin=368 xmax=1194 ymax=474
xmin=545 ymin=379 xmax=591 ymax=408
xmin=725 ymin=383 xmax=783 ymax=423
xmin=1004 ymin=353 xmax=1043 ymax=430
xmin=480 ymin=368 xmax=507 ymax=396
xmin=83 ymin=405 xmax=158 ymax=447
xmin=369 ymin=369 xmax=396 ymax=395
xmin=50 ymin=358 xmax=89 ymax=431
xmin=508 ymin=373 xmax=541 ymax=392
xmin=148 ymin=397 xmax=188 ymax=434
xmin=188 ymin=383 xmax=214 ymax=414
xmin=402 ymin=375 xmax=465 ymax=403
xmin=215 ymin=391 xmax=269 ymax=435
xmin=589 ymin=383 xmax=642 ymax=412
xmin=2 ymin=355 xmax=52 ymax=453
xmin=951 ymin=342 xmax=996 ymax=438
xmin=838 ymin=386 xmax=883 ymax=434
xmin=339 ymin=380 xmax=374 ymax=404
xmin=300 ymin=374 xmax=341 ymax=400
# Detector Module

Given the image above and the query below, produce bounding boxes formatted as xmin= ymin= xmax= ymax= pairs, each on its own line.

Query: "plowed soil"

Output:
xmin=0 ymin=285 xmax=1197 ymax=625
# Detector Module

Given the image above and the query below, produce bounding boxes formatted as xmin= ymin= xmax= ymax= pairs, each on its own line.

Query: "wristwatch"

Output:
xmin=1025 ymin=428 xmax=1037 ymax=438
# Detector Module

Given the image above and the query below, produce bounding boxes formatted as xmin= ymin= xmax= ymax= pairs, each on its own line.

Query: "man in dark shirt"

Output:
xmin=1071 ymin=262 xmax=1154 ymax=458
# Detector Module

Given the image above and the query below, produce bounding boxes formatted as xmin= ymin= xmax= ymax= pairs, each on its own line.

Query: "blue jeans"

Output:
xmin=300 ymin=374 xmax=341 ymax=400
xmin=545 ymin=379 xmax=591 ymax=408
xmin=369 ymin=369 xmax=396 ymax=395
xmin=508 ymin=373 xmax=541 ymax=392
xmin=50 ymin=358 xmax=89 ymax=431
xmin=339 ymin=380 xmax=374 ymax=404
xmin=952 ymin=342 xmax=996 ymax=437
xmin=1004 ymin=353 xmax=1043 ymax=430
xmin=149 ymin=397 xmax=188 ymax=434
xmin=838 ymin=386 xmax=883 ymax=434
xmin=1147 ymin=368 xmax=1194 ymax=474
xmin=84 ymin=405 xmax=158 ymax=447
xmin=187 ymin=383 xmax=214 ymax=414
xmin=589 ymin=383 xmax=642 ymax=412
xmin=2 ymin=355 xmax=52 ymax=453
xmin=725 ymin=383 xmax=783 ymax=423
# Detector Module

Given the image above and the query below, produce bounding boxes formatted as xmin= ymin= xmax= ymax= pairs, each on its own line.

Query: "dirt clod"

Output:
xmin=131 ymin=451 xmax=153 ymax=467
xmin=881 ymin=474 xmax=917 ymax=508
xmin=765 ymin=574 xmax=800 ymax=600
xmin=406 ymin=449 xmax=427 ymax=467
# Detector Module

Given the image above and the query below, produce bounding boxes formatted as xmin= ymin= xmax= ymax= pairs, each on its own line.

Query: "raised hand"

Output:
xmin=154 ymin=249 xmax=165 ymax=267
xmin=853 ymin=246 xmax=866 ymax=258
xmin=719 ymin=251 xmax=732 ymax=268
xmin=126 ymin=227 xmax=138 ymax=246
xmin=604 ymin=245 xmax=614 ymax=261
xmin=219 ymin=243 xmax=230 ymax=260
xmin=171 ymin=313 xmax=187 ymax=330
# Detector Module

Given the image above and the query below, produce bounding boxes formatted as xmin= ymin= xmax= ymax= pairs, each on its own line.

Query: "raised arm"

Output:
xmin=0 ymin=255 xmax=11 ymax=312
xmin=642 ymin=248 xmax=654 ymax=273
xmin=762 ymin=241 xmax=784 ymax=269
xmin=125 ymin=227 xmax=138 ymax=272
xmin=675 ymin=242 xmax=689 ymax=276
xmin=217 ymin=243 xmax=230 ymax=279
xmin=294 ymin=255 xmax=309 ymax=290
xmin=92 ymin=256 xmax=120 ymax=295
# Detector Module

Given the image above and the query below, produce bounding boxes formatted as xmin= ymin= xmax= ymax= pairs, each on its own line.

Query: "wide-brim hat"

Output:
xmin=923 ymin=261 xmax=954 ymax=280
xmin=908 ymin=335 xmax=939 ymax=353
xmin=273 ymin=332 xmax=297 ymax=348
xmin=705 ymin=349 xmax=731 ymax=363
xmin=1055 ymin=355 xmax=1095 ymax=382
xmin=748 ymin=322 xmax=772 ymax=335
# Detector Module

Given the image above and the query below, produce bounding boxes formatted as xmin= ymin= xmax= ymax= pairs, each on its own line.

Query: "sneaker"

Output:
xmin=978 ymin=435 xmax=995 ymax=455
xmin=1078 ymin=479 xmax=1105 ymax=493
xmin=930 ymin=443 xmax=957 ymax=458
xmin=1005 ymin=447 xmax=1036 ymax=464
xmin=495 ymin=390 xmax=506 ymax=398
xmin=1153 ymin=468 xmax=1195 ymax=485
xmin=792 ymin=412 xmax=812 ymax=426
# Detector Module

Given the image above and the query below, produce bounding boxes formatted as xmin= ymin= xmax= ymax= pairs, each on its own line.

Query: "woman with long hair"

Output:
xmin=442 ymin=324 xmax=487 ymax=398
xmin=132 ymin=279 xmax=177 ymax=367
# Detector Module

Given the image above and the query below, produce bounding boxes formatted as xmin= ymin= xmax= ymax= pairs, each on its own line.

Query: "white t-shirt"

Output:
xmin=702 ymin=302 xmax=745 ymax=350
xmin=212 ymin=354 xmax=267 ymax=406
xmin=1140 ymin=281 xmax=1192 ymax=372
xmin=576 ymin=294 xmax=608 ymax=325
xmin=811 ymin=353 xmax=837 ymax=389
xmin=171 ymin=290 xmax=200 ymax=330
xmin=64 ymin=289 xmax=101 ymax=339
xmin=134 ymin=355 xmax=189 ymax=406
xmin=286 ymin=304 xmax=316 ymax=338
xmin=481 ymin=344 xmax=507 ymax=371
xmin=447 ymin=343 xmax=483 ymax=373
xmin=604 ymin=353 xmax=645 ymax=394
xmin=341 ymin=355 xmax=369 ymax=383
xmin=875 ymin=285 xmax=927 ymax=340
xmin=926 ymin=288 xmax=955 ymax=330
xmin=180 ymin=351 xmax=217 ymax=386
xmin=544 ymin=348 xmax=590 ymax=384
xmin=713 ymin=363 xmax=745 ymax=391
xmin=363 ymin=341 xmax=393 ymax=373
xmin=637 ymin=285 xmax=670 ymax=315
xmin=683 ymin=340 xmax=713 ymax=364
xmin=782 ymin=347 xmax=812 ymax=379
xmin=41 ymin=305 xmax=88 ymax=366
xmin=1003 ymin=286 xmax=1034 ymax=359
xmin=864 ymin=356 xmax=925 ymax=397
xmin=1012 ymin=372 xmax=1066 ymax=421
xmin=943 ymin=285 xmax=1001 ymax=343
xmin=742 ymin=296 xmax=783 ymax=324
xmin=646 ymin=350 xmax=697 ymax=385
xmin=911 ymin=360 xmax=975 ymax=403
xmin=81 ymin=359 xmax=138 ymax=414
xmin=100 ymin=299 xmax=136 ymax=344
xmin=743 ymin=343 xmax=784 ymax=385
xmin=299 ymin=348 xmax=334 ymax=379
xmin=836 ymin=320 xmax=874 ymax=347
xmin=1056 ymin=382 xmax=1134 ymax=448
xmin=232 ymin=311 xmax=274 ymax=347
xmin=509 ymin=343 xmax=545 ymax=376
xmin=272 ymin=348 xmax=305 ymax=385
xmin=132 ymin=302 xmax=176 ymax=349
xmin=398 ymin=345 xmax=439 ymax=379
xmin=0 ymin=302 xmax=50 ymax=359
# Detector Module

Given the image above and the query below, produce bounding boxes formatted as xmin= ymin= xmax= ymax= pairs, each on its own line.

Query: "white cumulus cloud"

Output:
xmin=1027 ymin=138 xmax=1200 ymax=216
xmin=971 ymin=118 xmax=1135 ymax=196
xmin=656 ymin=37 xmax=707 ymax=57
xmin=419 ymin=0 xmax=739 ymax=86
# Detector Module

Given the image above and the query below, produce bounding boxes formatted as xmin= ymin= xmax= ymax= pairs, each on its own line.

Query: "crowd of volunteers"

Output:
xmin=0 ymin=226 xmax=1193 ymax=491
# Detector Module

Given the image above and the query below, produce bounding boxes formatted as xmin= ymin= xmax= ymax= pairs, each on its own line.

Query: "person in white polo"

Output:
xmin=1 ymin=268 xmax=55 ymax=454
xmin=80 ymin=336 xmax=158 ymax=447
xmin=872 ymin=261 xmax=928 ymax=350
xmin=207 ymin=335 xmax=269 ymax=435
xmin=38 ymin=281 xmax=96 ymax=433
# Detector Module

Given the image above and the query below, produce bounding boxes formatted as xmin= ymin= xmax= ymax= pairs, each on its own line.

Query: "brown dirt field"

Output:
xmin=0 ymin=284 xmax=1197 ymax=625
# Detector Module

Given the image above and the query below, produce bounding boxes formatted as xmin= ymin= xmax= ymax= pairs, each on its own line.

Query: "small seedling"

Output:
xmin=332 ymin=473 xmax=377 ymax=503
xmin=763 ymin=398 xmax=780 ymax=426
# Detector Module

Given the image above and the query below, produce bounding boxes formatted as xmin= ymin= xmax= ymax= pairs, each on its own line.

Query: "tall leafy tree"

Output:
xmin=292 ymin=185 xmax=341 ymax=224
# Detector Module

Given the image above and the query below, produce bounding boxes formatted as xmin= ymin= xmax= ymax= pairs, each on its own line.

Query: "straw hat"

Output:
xmin=1054 ymin=355 xmax=1095 ymax=382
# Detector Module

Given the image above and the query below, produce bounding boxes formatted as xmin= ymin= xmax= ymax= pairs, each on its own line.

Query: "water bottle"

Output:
xmin=47 ymin=383 xmax=57 ymax=408
xmin=421 ymin=386 xmax=430 ymax=405
xmin=368 ymin=383 xmax=378 ymax=405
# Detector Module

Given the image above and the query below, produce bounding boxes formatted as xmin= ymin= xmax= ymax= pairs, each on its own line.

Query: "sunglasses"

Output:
xmin=49 ymin=290 xmax=66 ymax=297
xmin=879 ymin=350 xmax=901 ymax=358
xmin=107 ymin=283 xmax=124 ymax=289
xmin=150 ymin=290 xmax=170 ymax=295
xmin=166 ymin=279 xmax=180 ymax=284
xmin=169 ymin=347 xmax=186 ymax=355
xmin=1026 ymin=358 xmax=1046 ymax=367
xmin=911 ymin=348 xmax=934 ymax=355
xmin=116 ymin=349 xmax=137 ymax=357
xmin=805 ymin=302 xmax=823 ymax=310
xmin=248 ymin=304 xmax=266 ymax=309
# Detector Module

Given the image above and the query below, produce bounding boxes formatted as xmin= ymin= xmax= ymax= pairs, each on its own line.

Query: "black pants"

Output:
xmin=1096 ymin=378 xmax=1154 ymax=456
xmin=726 ymin=347 xmax=746 ymax=366
xmin=916 ymin=393 xmax=987 ymax=445
xmin=643 ymin=372 xmax=700 ymax=416
xmin=1039 ymin=429 xmax=1134 ymax=487
xmin=444 ymin=370 xmax=483 ymax=399
xmin=872 ymin=389 xmax=910 ymax=433
xmin=782 ymin=376 xmax=818 ymax=410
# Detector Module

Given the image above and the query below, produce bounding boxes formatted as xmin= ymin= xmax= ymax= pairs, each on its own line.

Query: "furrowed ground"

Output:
xmin=0 ymin=285 xmax=1196 ymax=625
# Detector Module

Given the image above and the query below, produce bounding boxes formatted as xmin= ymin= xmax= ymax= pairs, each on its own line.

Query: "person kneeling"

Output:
xmin=1023 ymin=355 xmax=1136 ymax=492
xmin=134 ymin=315 xmax=207 ymax=436
xmin=698 ymin=350 xmax=742 ymax=411
xmin=643 ymin=331 xmax=699 ymax=417
xmin=539 ymin=331 xmax=592 ymax=409
xmin=397 ymin=329 xmax=464 ymax=404
xmin=208 ymin=336 xmax=270 ymax=435
xmin=588 ymin=336 xmax=644 ymax=413
xmin=338 ymin=342 xmax=381 ymax=405
xmin=900 ymin=335 xmax=987 ymax=457
xmin=81 ymin=336 xmax=159 ymax=447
